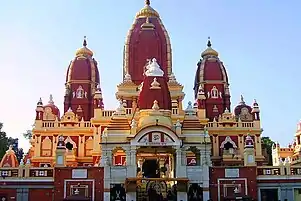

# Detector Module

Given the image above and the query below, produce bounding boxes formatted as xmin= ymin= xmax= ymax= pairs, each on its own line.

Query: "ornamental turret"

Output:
xmin=64 ymin=37 xmax=102 ymax=121
xmin=35 ymin=98 xmax=43 ymax=121
xmin=194 ymin=38 xmax=230 ymax=120
xmin=124 ymin=0 xmax=172 ymax=85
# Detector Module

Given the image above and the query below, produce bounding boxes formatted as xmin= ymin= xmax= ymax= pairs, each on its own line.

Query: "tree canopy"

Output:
xmin=23 ymin=129 xmax=33 ymax=140
xmin=261 ymin=136 xmax=275 ymax=165
xmin=0 ymin=123 xmax=24 ymax=162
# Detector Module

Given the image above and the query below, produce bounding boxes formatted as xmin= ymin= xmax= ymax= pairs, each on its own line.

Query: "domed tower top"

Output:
xmin=75 ymin=36 xmax=94 ymax=57
xmin=194 ymin=38 xmax=230 ymax=120
xmin=138 ymin=58 xmax=172 ymax=110
xmin=124 ymin=0 xmax=172 ymax=85
xmin=64 ymin=37 xmax=102 ymax=121
xmin=201 ymin=38 xmax=219 ymax=58
xmin=136 ymin=0 xmax=160 ymax=18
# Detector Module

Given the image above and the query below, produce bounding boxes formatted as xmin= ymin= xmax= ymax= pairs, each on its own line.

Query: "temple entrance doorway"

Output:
xmin=142 ymin=159 xmax=159 ymax=178
xmin=137 ymin=146 xmax=175 ymax=179
xmin=136 ymin=146 xmax=177 ymax=201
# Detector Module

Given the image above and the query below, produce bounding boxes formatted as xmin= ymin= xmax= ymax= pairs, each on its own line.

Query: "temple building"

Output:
xmin=2 ymin=1 xmax=300 ymax=201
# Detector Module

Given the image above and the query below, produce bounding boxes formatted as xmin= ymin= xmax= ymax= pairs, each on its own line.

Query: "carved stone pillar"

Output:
xmin=175 ymin=147 xmax=186 ymax=177
xmin=126 ymin=148 xmax=131 ymax=166
xmin=78 ymin=135 xmax=84 ymax=157
xmin=126 ymin=147 xmax=137 ymax=177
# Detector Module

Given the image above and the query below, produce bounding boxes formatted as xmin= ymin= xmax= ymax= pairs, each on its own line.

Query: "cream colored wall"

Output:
xmin=294 ymin=189 xmax=301 ymax=201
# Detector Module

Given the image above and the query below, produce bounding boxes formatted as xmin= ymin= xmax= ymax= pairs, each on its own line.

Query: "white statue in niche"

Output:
xmin=211 ymin=86 xmax=219 ymax=98
xmin=76 ymin=85 xmax=84 ymax=98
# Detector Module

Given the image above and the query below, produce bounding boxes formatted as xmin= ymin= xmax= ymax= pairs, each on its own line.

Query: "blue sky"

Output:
xmin=0 ymin=0 xmax=300 ymax=151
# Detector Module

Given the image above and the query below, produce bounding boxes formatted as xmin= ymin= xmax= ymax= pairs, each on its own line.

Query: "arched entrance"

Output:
xmin=130 ymin=126 xmax=182 ymax=201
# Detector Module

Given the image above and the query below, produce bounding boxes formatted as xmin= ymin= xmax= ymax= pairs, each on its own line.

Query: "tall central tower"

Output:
xmin=123 ymin=0 xmax=172 ymax=85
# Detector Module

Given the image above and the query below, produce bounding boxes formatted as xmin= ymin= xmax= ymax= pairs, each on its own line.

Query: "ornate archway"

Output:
xmin=130 ymin=126 xmax=181 ymax=147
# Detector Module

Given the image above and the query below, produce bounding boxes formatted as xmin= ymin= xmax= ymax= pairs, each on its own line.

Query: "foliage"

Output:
xmin=0 ymin=123 xmax=24 ymax=163
xmin=261 ymin=136 xmax=275 ymax=165
xmin=0 ymin=123 xmax=8 ymax=160
xmin=23 ymin=130 xmax=33 ymax=140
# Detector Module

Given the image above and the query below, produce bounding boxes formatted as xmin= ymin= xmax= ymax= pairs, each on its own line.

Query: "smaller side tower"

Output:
xmin=64 ymin=37 xmax=101 ymax=121
xmin=194 ymin=38 xmax=230 ymax=120
xmin=244 ymin=134 xmax=256 ymax=166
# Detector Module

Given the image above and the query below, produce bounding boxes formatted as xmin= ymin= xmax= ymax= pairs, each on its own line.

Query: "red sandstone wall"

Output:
xmin=210 ymin=166 xmax=257 ymax=200
xmin=54 ymin=167 xmax=104 ymax=201
xmin=0 ymin=189 xmax=16 ymax=201
xmin=29 ymin=189 xmax=53 ymax=201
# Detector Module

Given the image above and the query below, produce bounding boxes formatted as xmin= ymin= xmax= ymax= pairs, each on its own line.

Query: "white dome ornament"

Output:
xmin=124 ymin=73 xmax=132 ymax=82
xmin=145 ymin=58 xmax=164 ymax=77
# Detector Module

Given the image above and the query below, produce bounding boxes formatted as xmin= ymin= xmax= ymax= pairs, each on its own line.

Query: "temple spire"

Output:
xmin=207 ymin=36 xmax=212 ymax=47
xmin=83 ymin=36 xmax=87 ymax=47
xmin=145 ymin=0 xmax=150 ymax=5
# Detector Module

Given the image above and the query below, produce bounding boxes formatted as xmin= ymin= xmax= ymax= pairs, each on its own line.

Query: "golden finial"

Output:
xmin=136 ymin=0 xmax=159 ymax=18
xmin=201 ymin=36 xmax=219 ymax=58
xmin=207 ymin=36 xmax=212 ymax=47
xmin=75 ymin=36 xmax=93 ymax=57
xmin=83 ymin=36 xmax=87 ymax=47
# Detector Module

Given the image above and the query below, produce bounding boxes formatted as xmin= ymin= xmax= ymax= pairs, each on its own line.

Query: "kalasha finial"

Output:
xmin=83 ymin=36 xmax=87 ymax=47
xmin=49 ymin=94 xmax=54 ymax=104
xmin=145 ymin=0 xmax=150 ymax=6
xmin=207 ymin=37 xmax=212 ymax=47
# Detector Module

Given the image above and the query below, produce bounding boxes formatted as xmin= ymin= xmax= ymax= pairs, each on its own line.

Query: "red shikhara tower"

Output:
xmin=123 ymin=0 xmax=172 ymax=84
xmin=117 ymin=0 xmax=184 ymax=111
xmin=194 ymin=38 xmax=231 ymax=121
xmin=64 ymin=37 xmax=102 ymax=121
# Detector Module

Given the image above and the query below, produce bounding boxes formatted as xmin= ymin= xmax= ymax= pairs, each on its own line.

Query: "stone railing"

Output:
xmin=207 ymin=122 xmax=256 ymax=129
xmin=0 ymin=167 xmax=54 ymax=180
xmin=257 ymin=166 xmax=281 ymax=176
xmin=41 ymin=121 xmax=92 ymax=128
xmin=257 ymin=165 xmax=301 ymax=180
xmin=39 ymin=107 xmax=259 ymax=129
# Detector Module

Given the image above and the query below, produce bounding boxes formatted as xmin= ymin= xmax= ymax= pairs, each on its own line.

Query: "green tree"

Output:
xmin=0 ymin=123 xmax=24 ymax=162
xmin=261 ymin=136 xmax=275 ymax=165
xmin=23 ymin=129 xmax=32 ymax=140
xmin=0 ymin=123 xmax=9 ymax=160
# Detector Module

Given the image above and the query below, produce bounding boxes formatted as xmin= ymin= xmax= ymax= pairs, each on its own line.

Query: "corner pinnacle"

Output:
xmin=83 ymin=36 xmax=87 ymax=47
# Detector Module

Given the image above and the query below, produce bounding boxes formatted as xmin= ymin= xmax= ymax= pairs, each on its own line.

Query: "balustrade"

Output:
xmin=0 ymin=167 xmax=54 ymax=179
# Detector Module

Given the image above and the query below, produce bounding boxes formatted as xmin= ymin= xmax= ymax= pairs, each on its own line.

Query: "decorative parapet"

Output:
xmin=36 ymin=108 xmax=258 ymax=129
xmin=207 ymin=121 xmax=258 ymax=129
xmin=257 ymin=166 xmax=301 ymax=180
xmin=0 ymin=167 xmax=54 ymax=181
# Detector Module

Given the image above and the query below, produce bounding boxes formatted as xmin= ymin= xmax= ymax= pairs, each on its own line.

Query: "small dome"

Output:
xmin=75 ymin=37 xmax=93 ymax=57
xmin=43 ymin=94 xmax=60 ymax=117
xmin=136 ymin=0 xmax=160 ymax=18
xmin=201 ymin=38 xmax=219 ymax=58
xmin=234 ymin=95 xmax=252 ymax=116
xmin=0 ymin=146 xmax=19 ymax=168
